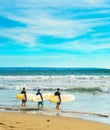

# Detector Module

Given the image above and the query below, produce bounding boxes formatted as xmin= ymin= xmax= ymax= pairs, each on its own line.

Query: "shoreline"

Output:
xmin=0 ymin=105 xmax=110 ymax=125
xmin=0 ymin=111 xmax=110 ymax=130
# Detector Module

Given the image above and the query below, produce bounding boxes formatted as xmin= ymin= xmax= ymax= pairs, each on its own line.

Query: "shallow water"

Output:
xmin=0 ymin=89 xmax=110 ymax=124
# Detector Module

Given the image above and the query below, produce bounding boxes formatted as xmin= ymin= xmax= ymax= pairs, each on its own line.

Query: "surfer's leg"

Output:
xmin=56 ymin=105 xmax=59 ymax=109
xmin=56 ymin=102 xmax=61 ymax=110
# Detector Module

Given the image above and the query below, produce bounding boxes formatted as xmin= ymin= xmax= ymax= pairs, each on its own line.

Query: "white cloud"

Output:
xmin=39 ymin=35 xmax=110 ymax=52
xmin=0 ymin=14 xmax=109 ymax=48
xmin=0 ymin=0 xmax=110 ymax=48
xmin=0 ymin=0 xmax=110 ymax=9
xmin=84 ymin=0 xmax=105 ymax=6
xmin=63 ymin=38 xmax=110 ymax=52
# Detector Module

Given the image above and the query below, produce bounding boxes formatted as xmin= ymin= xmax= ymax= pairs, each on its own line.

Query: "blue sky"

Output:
xmin=0 ymin=0 xmax=110 ymax=68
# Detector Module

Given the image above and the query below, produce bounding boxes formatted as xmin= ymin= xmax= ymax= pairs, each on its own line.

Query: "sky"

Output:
xmin=0 ymin=0 xmax=110 ymax=68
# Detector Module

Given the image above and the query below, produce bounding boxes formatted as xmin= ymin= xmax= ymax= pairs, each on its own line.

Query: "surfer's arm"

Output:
xmin=24 ymin=92 xmax=27 ymax=100
xmin=59 ymin=95 xmax=61 ymax=103
xmin=40 ymin=94 xmax=43 ymax=101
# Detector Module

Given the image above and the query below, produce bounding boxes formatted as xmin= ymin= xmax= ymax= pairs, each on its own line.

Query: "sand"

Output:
xmin=0 ymin=111 xmax=110 ymax=130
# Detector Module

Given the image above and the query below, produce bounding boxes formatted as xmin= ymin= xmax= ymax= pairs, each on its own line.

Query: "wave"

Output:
xmin=61 ymin=110 xmax=109 ymax=118
xmin=65 ymin=87 xmax=102 ymax=92
xmin=0 ymin=75 xmax=110 ymax=81
xmin=1 ymin=85 xmax=110 ymax=93
xmin=42 ymin=87 xmax=110 ymax=93
xmin=0 ymin=106 xmax=38 ymax=111
xmin=0 ymin=106 xmax=109 ymax=118
xmin=0 ymin=75 xmax=110 ymax=93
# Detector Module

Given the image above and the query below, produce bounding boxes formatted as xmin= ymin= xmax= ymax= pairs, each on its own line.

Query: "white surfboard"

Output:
xmin=49 ymin=94 xmax=75 ymax=103
xmin=16 ymin=93 xmax=36 ymax=101
xmin=32 ymin=93 xmax=53 ymax=102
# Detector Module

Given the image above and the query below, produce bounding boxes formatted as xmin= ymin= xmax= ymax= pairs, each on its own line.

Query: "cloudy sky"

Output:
xmin=0 ymin=0 xmax=110 ymax=68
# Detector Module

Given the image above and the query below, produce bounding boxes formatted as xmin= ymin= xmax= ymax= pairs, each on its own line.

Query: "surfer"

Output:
xmin=54 ymin=88 xmax=61 ymax=110
xmin=21 ymin=87 xmax=27 ymax=106
xmin=36 ymin=89 xmax=43 ymax=108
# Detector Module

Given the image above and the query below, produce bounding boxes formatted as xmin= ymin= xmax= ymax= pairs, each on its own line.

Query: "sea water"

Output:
xmin=0 ymin=67 xmax=110 ymax=124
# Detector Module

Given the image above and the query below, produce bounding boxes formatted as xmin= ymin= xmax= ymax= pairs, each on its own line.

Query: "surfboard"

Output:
xmin=16 ymin=93 xmax=53 ymax=102
xmin=49 ymin=94 xmax=75 ymax=103
xmin=32 ymin=93 xmax=53 ymax=102
xmin=16 ymin=93 xmax=36 ymax=101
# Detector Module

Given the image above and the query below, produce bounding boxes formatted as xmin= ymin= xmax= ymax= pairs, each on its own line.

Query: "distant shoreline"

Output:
xmin=0 ymin=67 xmax=109 ymax=76
xmin=0 ymin=67 xmax=109 ymax=70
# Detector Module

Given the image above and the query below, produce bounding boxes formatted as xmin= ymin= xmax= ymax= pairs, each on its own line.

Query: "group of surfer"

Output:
xmin=21 ymin=87 xmax=61 ymax=110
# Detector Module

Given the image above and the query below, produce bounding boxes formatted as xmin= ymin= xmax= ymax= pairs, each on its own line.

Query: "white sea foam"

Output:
xmin=0 ymin=75 xmax=110 ymax=92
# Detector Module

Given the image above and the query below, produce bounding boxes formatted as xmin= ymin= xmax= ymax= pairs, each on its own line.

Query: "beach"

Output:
xmin=0 ymin=111 xmax=110 ymax=130
xmin=0 ymin=67 xmax=110 ymax=124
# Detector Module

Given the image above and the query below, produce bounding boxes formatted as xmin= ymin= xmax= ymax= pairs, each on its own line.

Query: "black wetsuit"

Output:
xmin=55 ymin=91 xmax=61 ymax=105
xmin=21 ymin=90 xmax=26 ymax=102
xmin=36 ymin=91 xmax=43 ymax=106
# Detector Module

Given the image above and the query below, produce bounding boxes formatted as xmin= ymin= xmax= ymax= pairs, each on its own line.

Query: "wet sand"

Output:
xmin=0 ymin=111 xmax=110 ymax=130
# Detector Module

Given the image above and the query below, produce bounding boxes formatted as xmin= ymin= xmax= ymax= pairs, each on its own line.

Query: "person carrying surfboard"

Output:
xmin=36 ymin=89 xmax=43 ymax=108
xmin=21 ymin=87 xmax=27 ymax=106
xmin=54 ymin=88 xmax=61 ymax=110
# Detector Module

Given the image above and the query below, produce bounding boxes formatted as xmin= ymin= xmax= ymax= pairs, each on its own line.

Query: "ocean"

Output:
xmin=0 ymin=67 xmax=110 ymax=124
